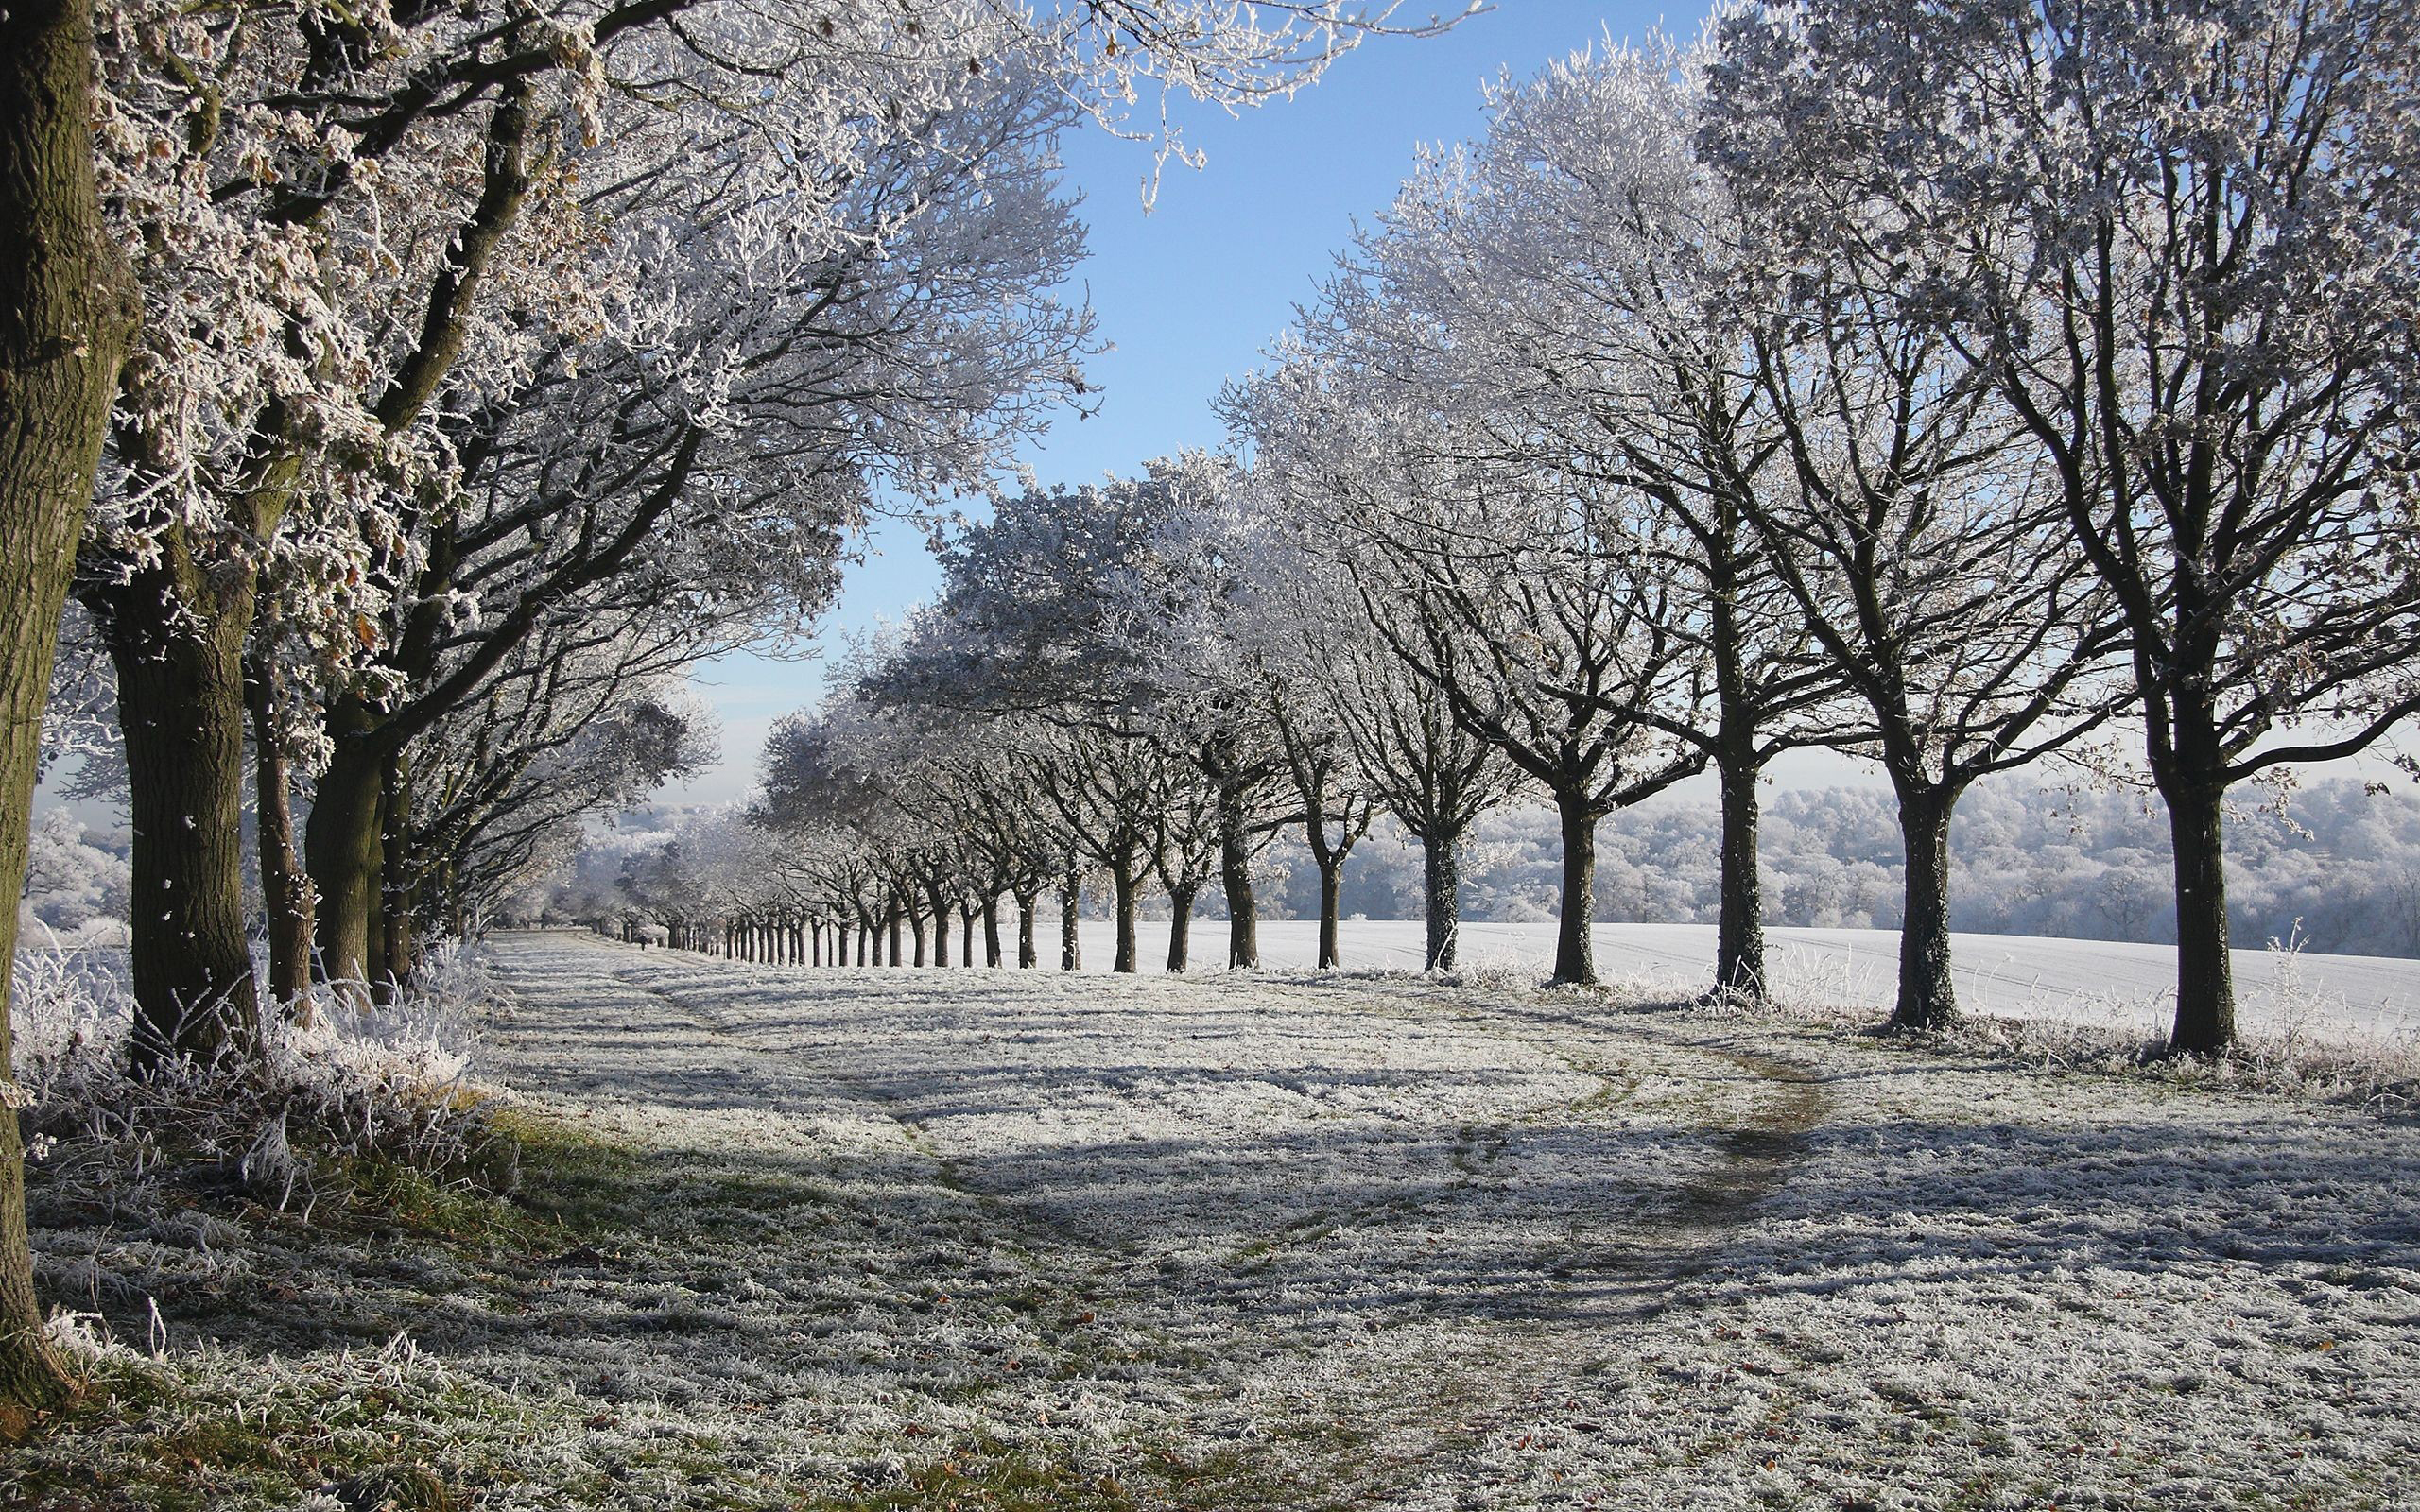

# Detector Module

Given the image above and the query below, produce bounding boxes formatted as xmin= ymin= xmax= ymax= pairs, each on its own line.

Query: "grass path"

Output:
xmin=15 ymin=930 xmax=2419 ymax=1510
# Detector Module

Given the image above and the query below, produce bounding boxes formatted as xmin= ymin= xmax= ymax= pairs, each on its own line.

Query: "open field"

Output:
xmin=1049 ymin=919 xmax=2420 ymax=1041
xmin=15 ymin=929 xmax=2419 ymax=1509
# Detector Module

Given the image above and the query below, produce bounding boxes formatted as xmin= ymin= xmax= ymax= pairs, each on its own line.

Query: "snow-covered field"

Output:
xmin=19 ymin=930 xmax=2417 ymax=1508
xmin=1055 ymin=919 xmax=2420 ymax=1040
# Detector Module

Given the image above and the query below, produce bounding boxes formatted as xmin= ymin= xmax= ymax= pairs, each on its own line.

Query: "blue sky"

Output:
xmin=673 ymin=2 xmax=1683 ymax=804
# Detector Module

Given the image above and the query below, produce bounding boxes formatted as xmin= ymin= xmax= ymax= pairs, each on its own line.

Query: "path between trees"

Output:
xmin=447 ymin=931 xmax=2420 ymax=1509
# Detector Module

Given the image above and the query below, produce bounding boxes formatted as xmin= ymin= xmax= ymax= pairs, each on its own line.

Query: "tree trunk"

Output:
xmin=100 ymin=579 xmax=264 ymax=1069
xmin=1112 ymin=864 xmax=1140 ymax=973
xmin=1014 ymin=889 xmax=1038 ymax=968
xmin=1712 ymin=742 xmax=1768 ymax=1002
xmin=1166 ymin=884 xmax=1198 ymax=972
xmin=888 ymin=905 xmax=904 ymax=966
xmin=1889 ymin=782 xmax=1960 ymax=1031
xmin=2163 ymin=778 xmax=2237 ymax=1055
xmin=983 ymin=895 xmax=1004 ymax=967
xmin=246 ymin=655 xmax=316 ymax=1018
xmin=0 ymin=0 xmax=137 ymax=1407
xmin=1421 ymin=827 xmax=1461 ymax=971
xmin=925 ymin=886 xmax=949 ymax=968
xmin=1219 ymin=781 xmax=1260 ymax=969
xmin=1551 ymin=792 xmax=1599 ymax=986
xmin=1316 ymin=860 xmax=1344 ymax=970
xmin=909 ymin=907 xmax=927 ymax=968
xmin=304 ymin=725 xmax=385 ymax=1000
xmin=373 ymin=747 xmax=415 ymax=1003
xmin=959 ymin=906 xmax=974 ymax=968
xmin=1060 ymin=868 xmax=1081 ymax=971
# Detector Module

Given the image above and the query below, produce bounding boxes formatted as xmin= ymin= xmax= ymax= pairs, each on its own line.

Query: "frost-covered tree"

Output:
xmin=1706 ymin=0 xmax=2420 ymax=1052
xmin=1238 ymin=350 xmax=1706 ymax=988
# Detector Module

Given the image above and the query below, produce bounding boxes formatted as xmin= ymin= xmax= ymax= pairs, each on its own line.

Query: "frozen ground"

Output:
xmin=1051 ymin=919 xmax=2420 ymax=1040
xmin=26 ymin=929 xmax=2415 ymax=1509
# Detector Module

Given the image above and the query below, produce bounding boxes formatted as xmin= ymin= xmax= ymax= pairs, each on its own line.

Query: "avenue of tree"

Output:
xmin=3 ymin=0 xmax=2417 ymax=1415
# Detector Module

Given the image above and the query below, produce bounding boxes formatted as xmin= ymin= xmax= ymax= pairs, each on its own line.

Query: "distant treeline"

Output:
xmin=1260 ymin=778 xmax=2420 ymax=960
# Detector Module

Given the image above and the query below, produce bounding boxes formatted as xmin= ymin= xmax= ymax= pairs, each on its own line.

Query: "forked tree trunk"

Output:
xmin=1551 ymin=792 xmax=1599 ymax=987
xmin=0 ymin=0 xmax=139 ymax=1408
xmin=1889 ymin=782 xmax=1960 ymax=1031
xmin=1315 ymin=860 xmax=1344 ymax=970
xmin=100 ymin=578 xmax=264 ymax=1070
xmin=1166 ymin=883 xmax=1199 ymax=972
xmin=2163 ymin=777 xmax=2236 ymax=1055
xmin=1421 ymin=828 xmax=1461 ymax=971
xmin=246 ymin=655 xmax=317 ymax=1017
xmin=1712 ymin=743 xmax=1768 ymax=1001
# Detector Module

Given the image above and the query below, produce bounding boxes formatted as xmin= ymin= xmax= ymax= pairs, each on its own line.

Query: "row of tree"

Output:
xmin=0 ymin=0 xmax=1454 ymax=1419
xmin=678 ymin=1 xmax=2420 ymax=1074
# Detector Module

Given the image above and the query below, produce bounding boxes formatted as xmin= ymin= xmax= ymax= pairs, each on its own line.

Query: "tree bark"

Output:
xmin=1421 ymin=828 xmax=1461 ymax=971
xmin=909 ymin=907 xmax=927 ymax=967
xmin=304 ymin=723 xmax=384 ymax=1000
xmin=0 ymin=0 xmax=138 ymax=1407
xmin=1111 ymin=864 xmax=1140 ymax=973
xmin=1712 ymin=742 xmax=1768 ymax=1002
xmin=1315 ymin=861 xmax=1344 ymax=970
xmin=99 ymin=577 xmax=264 ymax=1069
xmin=1060 ymin=868 xmax=1081 ymax=971
xmin=246 ymin=655 xmax=317 ymax=1018
xmin=1219 ymin=779 xmax=1259 ymax=969
xmin=983 ymin=895 xmax=1004 ymax=967
xmin=959 ymin=907 xmax=975 ymax=969
xmin=1889 ymin=783 xmax=1960 ymax=1031
xmin=2163 ymin=778 xmax=2237 ymax=1055
xmin=373 ymin=747 xmax=415 ymax=1003
xmin=1013 ymin=888 xmax=1038 ymax=968
xmin=1551 ymin=792 xmax=1599 ymax=986
xmin=1166 ymin=884 xmax=1198 ymax=972
xmin=925 ymin=885 xmax=949 ymax=968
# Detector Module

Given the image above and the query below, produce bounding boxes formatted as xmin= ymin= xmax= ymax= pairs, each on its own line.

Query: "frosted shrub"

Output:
xmin=10 ymin=941 xmax=515 ymax=1219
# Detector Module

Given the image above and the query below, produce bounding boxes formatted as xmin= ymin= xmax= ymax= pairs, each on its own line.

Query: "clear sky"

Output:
xmin=670 ymin=2 xmax=1685 ymax=805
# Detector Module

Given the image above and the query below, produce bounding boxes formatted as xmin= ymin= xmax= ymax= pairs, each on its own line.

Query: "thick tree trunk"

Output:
xmin=909 ymin=907 xmax=927 ymax=968
xmin=983 ymin=895 xmax=1004 ymax=967
xmin=1060 ymin=869 xmax=1081 ymax=971
xmin=101 ymin=581 xmax=264 ymax=1069
xmin=0 ymin=0 xmax=137 ymax=1407
xmin=1712 ymin=743 xmax=1768 ymax=1002
xmin=246 ymin=656 xmax=317 ymax=1018
xmin=1216 ymin=772 xmax=1261 ymax=969
xmin=305 ymin=727 xmax=385 ymax=999
xmin=1013 ymin=889 xmax=1038 ymax=968
xmin=1316 ymin=861 xmax=1344 ymax=970
xmin=1112 ymin=864 xmax=1140 ymax=973
xmin=1889 ymin=783 xmax=1960 ymax=1031
xmin=1166 ymin=884 xmax=1198 ymax=972
xmin=2163 ymin=778 xmax=2237 ymax=1055
xmin=959 ymin=907 xmax=974 ymax=969
xmin=1551 ymin=792 xmax=1599 ymax=986
xmin=1421 ymin=828 xmax=1461 ymax=971
xmin=888 ymin=905 xmax=904 ymax=966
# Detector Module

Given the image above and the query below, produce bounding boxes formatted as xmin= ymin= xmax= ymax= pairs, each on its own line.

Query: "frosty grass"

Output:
xmin=13 ymin=929 xmax=2417 ymax=1509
